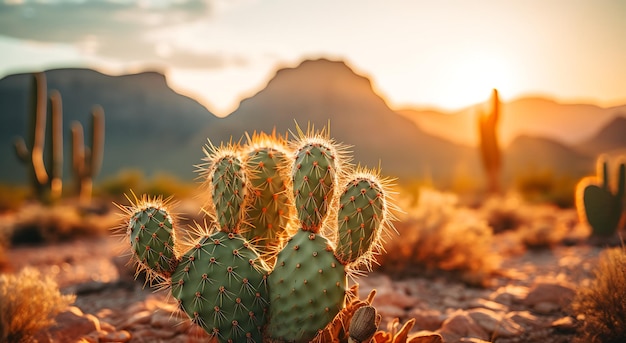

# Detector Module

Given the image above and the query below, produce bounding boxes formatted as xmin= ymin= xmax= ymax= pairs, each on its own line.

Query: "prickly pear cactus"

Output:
xmin=117 ymin=125 xmax=394 ymax=343
xmin=577 ymin=155 xmax=626 ymax=237
xmin=267 ymin=127 xmax=392 ymax=343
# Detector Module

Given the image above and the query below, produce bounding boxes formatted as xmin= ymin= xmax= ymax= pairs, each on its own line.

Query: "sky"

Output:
xmin=1 ymin=0 xmax=626 ymax=117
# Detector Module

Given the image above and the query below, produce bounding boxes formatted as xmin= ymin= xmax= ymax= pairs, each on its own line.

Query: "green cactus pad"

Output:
xmin=267 ymin=230 xmax=347 ymax=343
xmin=583 ymin=184 xmax=624 ymax=237
xmin=244 ymin=146 xmax=291 ymax=249
xmin=292 ymin=143 xmax=337 ymax=232
xmin=211 ymin=154 xmax=247 ymax=233
xmin=128 ymin=206 xmax=177 ymax=277
xmin=171 ymin=231 xmax=269 ymax=343
xmin=336 ymin=178 xmax=385 ymax=265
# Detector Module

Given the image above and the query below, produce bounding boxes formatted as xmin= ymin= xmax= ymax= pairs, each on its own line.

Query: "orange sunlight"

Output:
xmin=441 ymin=52 xmax=514 ymax=110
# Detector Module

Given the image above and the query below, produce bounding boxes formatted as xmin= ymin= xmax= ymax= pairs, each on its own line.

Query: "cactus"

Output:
xmin=266 ymin=126 xmax=392 ymax=343
xmin=13 ymin=72 xmax=64 ymax=203
xmin=477 ymin=88 xmax=502 ymax=194
xmin=116 ymin=125 xmax=394 ymax=343
xmin=118 ymin=142 xmax=272 ymax=343
xmin=576 ymin=155 xmax=626 ymax=237
xmin=71 ymin=105 xmax=105 ymax=204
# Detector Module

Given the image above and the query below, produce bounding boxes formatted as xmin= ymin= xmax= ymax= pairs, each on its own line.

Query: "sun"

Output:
xmin=442 ymin=52 xmax=515 ymax=109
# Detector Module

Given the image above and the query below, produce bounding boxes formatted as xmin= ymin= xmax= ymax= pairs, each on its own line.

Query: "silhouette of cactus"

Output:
xmin=71 ymin=106 xmax=105 ymax=204
xmin=116 ymin=125 xmax=395 ymax=343
xmin=477 ymin=88 xmax=502 ymax=194
xmin=13 ymin=73 xmax=64 ymax=204
xmin=576 ymin=155 xmax=625 ymax=237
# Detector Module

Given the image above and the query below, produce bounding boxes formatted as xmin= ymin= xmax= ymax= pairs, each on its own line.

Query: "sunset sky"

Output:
xmin=1 ymin=0 xmax=626 ymax=116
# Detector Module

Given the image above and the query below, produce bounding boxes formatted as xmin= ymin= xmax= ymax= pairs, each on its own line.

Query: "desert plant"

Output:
xmin=572 ymin=245 xmax=626 ymax=343
xmin=576 ymin=155 xmax=625 ymax=238
xmin=0 ymin=267 xmax=75 ymax=343
xmin=115 ymin=126 xmax=395 ymax=343
xmin=71 ymin=105 xmax=105 ymax=204
xmin=13 ymin=73 xmax=64 ymax=204
xmin=477 ymin=88 xmax=502 ymax=195
xmin=379 ymin=188 xmax=498 ymax=287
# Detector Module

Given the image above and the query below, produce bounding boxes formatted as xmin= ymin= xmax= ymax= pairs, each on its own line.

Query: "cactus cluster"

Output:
xmin=576 ymin=155 xmax=625 ymax=237
xmin=477 ymin=88 xmax=502 ymax=195
xmin=116 ymin=126 xmax=395 ymax=343
xmin=13 ymin=72 xmax=105 ymax=204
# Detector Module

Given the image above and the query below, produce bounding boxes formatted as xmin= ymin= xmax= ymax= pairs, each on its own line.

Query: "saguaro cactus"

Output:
xmin=478 ymin=88 xmax=502 ymax=195
xmin=14 ymin=73 xmax=64 ymax=203
xmin=116 ymin=125 xmax=395 ymax=343
xmin=576 ymin=155 xmax=626 ymax=237
xmin=71 ymin=105 xmax=105 ymax=204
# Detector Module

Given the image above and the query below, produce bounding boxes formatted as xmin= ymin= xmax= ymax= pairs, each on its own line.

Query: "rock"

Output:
xmin=99 ymin=330 xmax=132 ymax=343
xmin=33 ymin=306 xmax=98 ymax=343
xmin=522 ymin=282 xmax=575 ymax=309
xmin=551 ymin=316 xmax=578 ymax=333
xmin=407 ymin=308 xmax=445 ymax=331
xmin=467 ymin=298 xmax=508 ymax=312
xmin=437 ymin=310 xmax=489 ymax=342
xmin=489 ymin=285 xmax=529 ymax=306
xmin=119 ymin=310 xmax=153 ymax=329
xmin=467 ymin=308 xmax=524 ymax=338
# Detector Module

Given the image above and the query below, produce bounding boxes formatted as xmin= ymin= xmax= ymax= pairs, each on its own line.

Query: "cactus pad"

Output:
xmin=128 ymin=206 xmax=177 ymax=278
xmin=267 ymin=230 xmax=347 ymax=342
xmin=171 ymin=231 xmax=269 ymax=342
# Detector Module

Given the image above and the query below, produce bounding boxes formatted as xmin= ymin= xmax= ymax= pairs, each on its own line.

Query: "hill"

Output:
xmin=575 ymin=115 xmax=626 ymax=156
xmin=398 ymin=97 xmax=626 ymax=147
xmin=0 ymin=69 xmax=217 ymax=184
xmin=213 ymin=59 xmax=479 ymax=183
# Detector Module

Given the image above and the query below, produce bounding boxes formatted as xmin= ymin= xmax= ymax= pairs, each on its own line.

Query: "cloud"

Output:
xmin=0 ymin=0 xmax=249 ymax=70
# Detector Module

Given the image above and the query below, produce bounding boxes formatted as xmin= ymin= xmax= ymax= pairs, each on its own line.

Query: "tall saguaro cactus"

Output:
xmin=478 ymin=88 xmax=502 ymax=195
xmin=13 ymin=72 xmax=64 ymax=203
xmin=71 ymin=106 xmax=105 ymax=204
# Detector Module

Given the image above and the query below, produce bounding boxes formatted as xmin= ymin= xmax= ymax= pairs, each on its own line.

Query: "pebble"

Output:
xmin=99 ymin=330 xmax=132 ymax=343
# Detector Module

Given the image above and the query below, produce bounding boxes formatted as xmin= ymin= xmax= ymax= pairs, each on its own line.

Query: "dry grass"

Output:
xmin=572 ymin=245 xmax=626 ymax=343
xmin=0 ymin=267 xmax=75 ymax=343
xmin=8 ymin=203 xmax=118 ymax=245
xmin=378 ymin=188 xmax=500 ymax=286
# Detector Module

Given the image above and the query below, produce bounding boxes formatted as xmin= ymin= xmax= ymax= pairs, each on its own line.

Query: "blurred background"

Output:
xmin=1 ymin=0 xmax=625 ymax=208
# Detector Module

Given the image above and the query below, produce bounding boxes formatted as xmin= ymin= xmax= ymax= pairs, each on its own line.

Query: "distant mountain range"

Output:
xmin=1 ymin=58 xmax=624 ymax=190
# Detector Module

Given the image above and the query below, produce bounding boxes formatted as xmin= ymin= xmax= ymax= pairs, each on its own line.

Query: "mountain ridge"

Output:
xmin=1 ymin=59 xmax=623 ymax=190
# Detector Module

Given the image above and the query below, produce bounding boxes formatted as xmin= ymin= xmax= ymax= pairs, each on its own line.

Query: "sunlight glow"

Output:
xmin=442 ymin=52 xmax=515 ymax=110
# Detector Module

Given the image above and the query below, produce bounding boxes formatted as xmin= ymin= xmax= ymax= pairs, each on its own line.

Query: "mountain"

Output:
xmin=575 ymin=115 xmax=626 ymax=156
xmin=398 ymin=97 xmax=626 ymax=147
xmin=503 ymin=135 xmax=594 ymax=181
xmin=210 ymin=59 xmax=479 ymax=182
xmin=0 ymin=68 xmax=218 ymax=184
xmin=1 ymin=59 xmax=615 ymax=192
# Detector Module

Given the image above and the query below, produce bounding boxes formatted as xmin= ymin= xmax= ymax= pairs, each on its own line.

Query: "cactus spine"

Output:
xmin=478 ymin=88 xmax=502 ymax=194
xmin=71 ymin=105 xmax=105 ymax=204
xmin=117 ymin=125 xmax=394 ymax=343
xmin=13 ymin=72 xmax=64 ymax=203
xmin=576 ymin=155 xmax=626 ymax=237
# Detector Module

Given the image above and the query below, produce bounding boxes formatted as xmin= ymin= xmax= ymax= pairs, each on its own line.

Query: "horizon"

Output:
xmin=2 ymin=1 xmax=626 ymax=116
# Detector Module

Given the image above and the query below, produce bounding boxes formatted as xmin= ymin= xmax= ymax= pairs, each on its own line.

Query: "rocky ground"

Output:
xmin=4 ymin=231 xmax=604 ymax=343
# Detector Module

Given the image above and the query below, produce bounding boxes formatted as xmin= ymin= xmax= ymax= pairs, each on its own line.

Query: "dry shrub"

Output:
xmin=379 ymin=188 xmax=499 ymax=286
xmin=0 ymin=267 xmax=75 ymax=343
xmin=572 ymin=245 xmax=626 ymax=343
xmin=9 ymin=203 xmax=117 ymax=245
xmin=479 ymin=194 xmax=528 ymax=234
